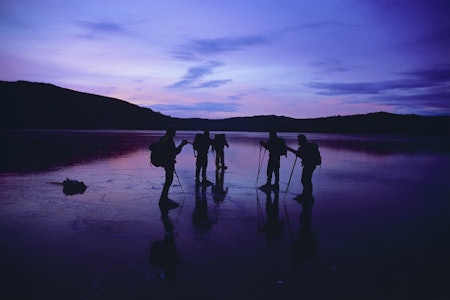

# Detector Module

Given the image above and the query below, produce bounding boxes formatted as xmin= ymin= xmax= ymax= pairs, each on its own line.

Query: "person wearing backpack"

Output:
xmin=193 ymin=130 xmax=213 ymax=186
xmin=212 ymin=133 xmax=229 ymax=170
xmin=157 ymin=127 xmax=188 ymax=209
xmin=287 ymin=134 xmax=321 ymax=200
xmin=259 ymin=130 xmax=287 ymax=191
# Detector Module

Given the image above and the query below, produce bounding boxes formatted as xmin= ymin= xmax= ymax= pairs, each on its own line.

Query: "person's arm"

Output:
xmin=175 ymin=140 xmax=188 ymax=154
xmin=287 ymin=146 xmax=298 ymax=156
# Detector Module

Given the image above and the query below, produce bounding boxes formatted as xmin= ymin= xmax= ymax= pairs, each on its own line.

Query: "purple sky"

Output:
xmin=1 ymin=0 xmax=449 ymax=118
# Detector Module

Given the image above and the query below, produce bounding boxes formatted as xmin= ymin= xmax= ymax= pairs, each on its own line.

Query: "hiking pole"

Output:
xmin=173 ymin=169 xmax=186 ymax=223
xmin=256 ymin=145 xmax=266 ymax=187
xmin=256 ymin=145 xmax=261 ymax=186
xmin=283 ymin=155 xmax=298 ymax=202
xmin=173 ymin=169 xmax=186 ymax=200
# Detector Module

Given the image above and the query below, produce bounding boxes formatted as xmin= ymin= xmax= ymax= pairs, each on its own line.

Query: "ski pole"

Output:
xmin=173 ymin=169 xmax=186 ymax=223
xmin=174 ymin=169 xmax=186 ymax=200
xmin=256 ymin=146 xmax=266 ymax=187
xmin=284 ymin=155 xmax=298 ymax=200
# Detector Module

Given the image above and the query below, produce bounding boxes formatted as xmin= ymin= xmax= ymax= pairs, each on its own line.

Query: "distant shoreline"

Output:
xmin=1 ymin=80 xmax=449 ymax=136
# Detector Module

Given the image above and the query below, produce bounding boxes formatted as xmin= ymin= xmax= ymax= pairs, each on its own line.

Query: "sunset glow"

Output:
xmin=1 ymin=0 xmax=449 ymax=118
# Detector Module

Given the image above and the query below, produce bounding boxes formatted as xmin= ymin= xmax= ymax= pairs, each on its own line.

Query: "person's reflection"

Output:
xmin=193 ymin=185 xmax=212 ymax=228
xmin=212 ymin=169 xmax=228 ymax=203
xmin=294 ymin=196 xmax=317 ymax=265
xmin=149 ymin=207 xmax=182 ymax=280
xmin=259 ymin=189 xmax=284 ymax=243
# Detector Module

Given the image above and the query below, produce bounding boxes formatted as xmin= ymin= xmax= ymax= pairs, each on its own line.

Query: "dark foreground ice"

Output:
xmin=1 ymin=130 xmax=449 ymax=299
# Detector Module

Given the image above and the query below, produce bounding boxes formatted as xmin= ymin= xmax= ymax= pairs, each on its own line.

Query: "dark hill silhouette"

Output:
xmin=1 ymin=80 xmax=449 ymax=135
xmin=0 ymin=80 xmax=172 ymax=129
xmin=175 ymin=113 xmax=450 ymax=135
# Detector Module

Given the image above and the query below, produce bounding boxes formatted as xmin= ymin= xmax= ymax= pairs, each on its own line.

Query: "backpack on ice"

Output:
xmin=149 ymin=140 xmax=165 ymax=167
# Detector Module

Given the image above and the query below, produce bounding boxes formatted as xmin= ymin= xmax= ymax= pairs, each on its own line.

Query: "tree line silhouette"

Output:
xmin=1 ymin=80 xmax=449 ymax=135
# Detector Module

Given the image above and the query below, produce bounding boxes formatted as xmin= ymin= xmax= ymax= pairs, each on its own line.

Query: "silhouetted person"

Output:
xmin=287 ymin=134 xmax=321 ymax=200
xmin=212 ymin=133 xmax=229 ymax=169
xmin=193 ymin=130 xmax=212 ymax=186
xmin=149 ymin=206 xmax=182 ymax=279
xmin=259 ymin=130 xmax=287 ymax=191
xmin=158 ymin=127 xmax=188 ymax=209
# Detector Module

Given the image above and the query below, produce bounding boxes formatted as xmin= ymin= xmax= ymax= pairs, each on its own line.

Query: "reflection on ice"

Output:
xmin=1 ymin=130 xmax=450 ymax=299
xmin=149 ymin=207 xmax=181 ymax=280
xmin=257 ymin=189 xmax=285 ymax=244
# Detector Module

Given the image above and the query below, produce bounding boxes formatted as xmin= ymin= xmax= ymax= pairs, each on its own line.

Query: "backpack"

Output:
xmin=310 ymin=143 xmax=322 ymax=166
xmin=193 ymin=133 xmax=210 ymax=153
xmin=273 ymin=137 xmax=287 ymax=156
xmin=193 ymin=133 xmax=203 ymax=151
xmin=214 ymin=134 xmax=226 ymax=147
xmin=278 ymin=138 xmax=287 ymax=156
xmin=149 ymin=139 xmax=165 ymax=167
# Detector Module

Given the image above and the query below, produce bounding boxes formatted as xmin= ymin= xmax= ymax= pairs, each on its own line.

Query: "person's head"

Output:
xmin=269 ymin=130 xmax=277 ymax=138
xmin=297 ymin=134 xmax=307 ymax=146
xmin=166 ymin=127 xmax=176 ymax=138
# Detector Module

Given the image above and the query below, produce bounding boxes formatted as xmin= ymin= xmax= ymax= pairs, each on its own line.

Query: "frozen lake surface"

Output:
xmin=1 ymin=130 xmax=450 ymax=299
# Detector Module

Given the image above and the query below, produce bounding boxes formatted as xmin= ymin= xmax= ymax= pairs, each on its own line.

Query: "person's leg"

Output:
xmin=301 ymin=165 xmax=316 ymax=197
xmin=260 ymin=157 xmax=275 ymax=190
xmin=195 ymin=158 xmax=201 ymax=183
xmin=274 ymin=158 xmax=280 ymax=186
xmin=215 ymin=151 xmax=220 ymax=168
xmin=161 ymin=165 xmax=174 ymax=200
xmin=160 ymin=165 xmax=180 ymax=209
xmin=219 ymin=150 xmax=225 ymax=168
xmin=266 ymin=163 xmax=273 ymax=186
xmin=197 ymin=154 xmax=211 ymax=185
xmin=268 ymin=156 xmax=278 ymax=184
xmin=202 ymin=155 xmax=207 ymax=181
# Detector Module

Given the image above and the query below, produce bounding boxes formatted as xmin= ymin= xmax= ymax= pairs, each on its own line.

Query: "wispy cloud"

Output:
xmin=168 ymin=33 xmax=269 ymax=90
xmin=170 ymin=51 xmax=202 ymax=62
xmin=305 ymin=64 xmax=450 ymax=114
xmin=169 ymin=34 xmax=270 ymax=63
xmin=308 ymin=58 xmax=350 ymax=73
xmin=149 ymin=101 xmax=239 ymax=113
xmin=369 ymin=90 xmax=450 ymax=109
xmin=228 ymin=93 xmax=251 ymax=100
xmin=401 ymin=63 xmax=450 ymax=82
xmin=306 ymin=64 xmax=450 ymax=95
xmin=76 ymin=21 xmax=127 ymax=39
xmin=355 ymin=88 xmax=450 ymax=115
xmin=305 ymin=80 xmax=420 ymax=95
xmin=285 ymin=21 xmax=360 ymax=32
xmin=197 ymin=80 xmax=232 ymax=88
xmin=168 ymin=60 xmax=231 ymax=89
xmin=227 ymin=89 xmax=267 ymax=101
xmin=179 ymin=35 xmax=268 ymax=57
